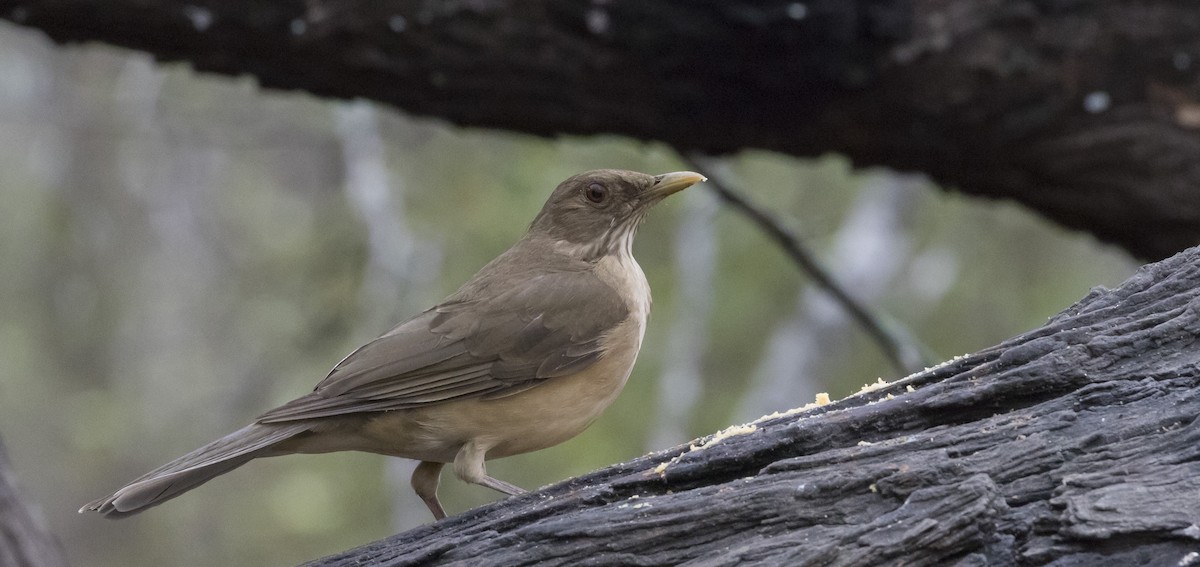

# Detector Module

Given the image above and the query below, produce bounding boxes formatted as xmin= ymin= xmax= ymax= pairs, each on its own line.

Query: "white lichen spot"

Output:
xmin=918 ymin=354 xmax=961 ymax=376
xmin=585 ymin=8 xmax=610 ymax=35
xmin=815 ymin=392 xmax=831 ymax=405
xmin=182 ymin=5 xmax=213 ymax=32
xmin=289 ymin=18 xmax=307 ymax=35
xmin=389 ymin=15 xmax=407 ymax=32
xmin=857 ymin=440 xmax=874 ymax=446
xmin=1174 ymin=52 xmax=1192 ymax=71
xmin=1083 ymin=91 xmax=1111 ymax=113
xmin=906 ymin=385 xmax=916 ymax=392
xmin=891 ymin=45 xmax=918 ymax=66
xmin=869 ymin=483 xmax=878 ymax=493
xmin=787 ymin=3 xmax=808 ymax=20
xmin=1176 ymin=104 xmax=1200 ymax=129
xmin=1179 ymin=551 xmax=1200 ymax=567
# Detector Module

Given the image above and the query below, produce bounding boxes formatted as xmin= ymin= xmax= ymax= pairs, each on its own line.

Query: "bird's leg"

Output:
xmin=411 ymin=461 xmax=447 ymax=520
xmin=453 ymin=440 xmax=527 ymax=496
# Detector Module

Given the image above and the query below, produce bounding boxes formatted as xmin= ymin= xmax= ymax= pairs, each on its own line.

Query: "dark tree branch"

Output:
xmin=0 ymin=437 xmax=66 ymax=567
xmin=686 ymin=153 xmax=929 ymax=376
xmin=0 ymin=1 xmax=1197 ymax=259
xmin=304 ymin=245 xmax=1200 ymax=566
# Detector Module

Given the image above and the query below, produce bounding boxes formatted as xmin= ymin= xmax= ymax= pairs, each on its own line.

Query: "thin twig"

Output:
xmin=684 ymin=153 xmax=928 ymax=377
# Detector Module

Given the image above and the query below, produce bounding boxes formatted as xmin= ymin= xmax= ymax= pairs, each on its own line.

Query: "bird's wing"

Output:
xmin=256 ymin=270 xmax=629 ymax=423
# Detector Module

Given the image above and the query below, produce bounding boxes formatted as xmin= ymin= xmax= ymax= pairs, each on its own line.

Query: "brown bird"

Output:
xmin=81 ymin=169 xmax=705 ymax=519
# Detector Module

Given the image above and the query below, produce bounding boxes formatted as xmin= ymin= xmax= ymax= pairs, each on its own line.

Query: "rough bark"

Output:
xmin=2 ymin=1 xmax=1199 ymax=259
xmin=303 ymin=246 xmax=1200 ymax=566
xmin=0 ymin=438 xmax=66 ymax=567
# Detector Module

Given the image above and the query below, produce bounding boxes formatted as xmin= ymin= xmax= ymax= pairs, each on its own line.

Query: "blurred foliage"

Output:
xmin=0 ymin=22 xmax=1136 ymax=567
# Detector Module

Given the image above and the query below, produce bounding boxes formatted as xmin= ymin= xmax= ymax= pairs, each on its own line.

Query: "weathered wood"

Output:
xmin=0 ymin=438 xmax=66 ymax=567
xmin=306 ymin=246 xmax=1200 ymax=566
xmin=1 ymin=1 xmax=1199 ymax=259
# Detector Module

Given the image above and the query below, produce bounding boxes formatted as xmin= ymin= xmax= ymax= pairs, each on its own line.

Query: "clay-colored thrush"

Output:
xmin=81 ymin=169 xmax=705 ymax=519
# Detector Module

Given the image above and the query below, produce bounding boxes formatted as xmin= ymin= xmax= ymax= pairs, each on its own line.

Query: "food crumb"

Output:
xmin=859 ymin=377 xmax=891 ymax=393
xmin=652 ymin=423 xmax=759 ymax=477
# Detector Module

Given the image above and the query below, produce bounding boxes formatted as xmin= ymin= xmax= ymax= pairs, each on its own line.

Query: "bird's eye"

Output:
xmin=585 ymin=183 xmax=608 ymax=204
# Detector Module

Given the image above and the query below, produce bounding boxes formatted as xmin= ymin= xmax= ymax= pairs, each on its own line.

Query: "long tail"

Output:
xmin=80 ymin=422 xmax=309 ymax=518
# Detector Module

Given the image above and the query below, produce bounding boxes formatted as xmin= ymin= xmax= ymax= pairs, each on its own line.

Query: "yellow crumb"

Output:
xmin=708 ymin=423 xmax=758 ymax=444
xmin=859 ymin=377 xmax=891 ymax=393
xmin=750 ymin=391 xmax=832 ymax=424
xmin=653 ymin=374 xmax=932 ymax=479
xmin=653 ymin=423 xmax=758 ymax=478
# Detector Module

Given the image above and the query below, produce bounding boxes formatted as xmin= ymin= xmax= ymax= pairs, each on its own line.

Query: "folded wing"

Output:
xmin=257 ymin=270 xmax=628 ymax=423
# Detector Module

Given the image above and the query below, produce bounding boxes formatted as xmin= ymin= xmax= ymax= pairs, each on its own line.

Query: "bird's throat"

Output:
xmin=568 ymin=216 xmax=643 ymax=262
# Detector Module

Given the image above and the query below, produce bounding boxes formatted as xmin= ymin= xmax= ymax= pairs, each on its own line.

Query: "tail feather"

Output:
xmin=81 ymin=422 xmax=309 ymax=518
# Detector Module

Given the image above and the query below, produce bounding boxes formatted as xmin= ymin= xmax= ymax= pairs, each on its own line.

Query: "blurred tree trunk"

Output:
xmin=0 ymin=438 xmax=66 ymax=567
xmin=305 ymin=245 xmax=1200 ymax=566
xmin=1 ymin=1 xmax=1198 ymax=259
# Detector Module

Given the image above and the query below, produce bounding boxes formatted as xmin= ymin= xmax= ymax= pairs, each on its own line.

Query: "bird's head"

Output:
xmin=528 ymin=169 xmax=706 ymax=260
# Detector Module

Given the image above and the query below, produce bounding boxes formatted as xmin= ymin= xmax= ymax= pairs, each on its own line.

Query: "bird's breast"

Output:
xmin=594 ymin=251 xmax=651 ymax=327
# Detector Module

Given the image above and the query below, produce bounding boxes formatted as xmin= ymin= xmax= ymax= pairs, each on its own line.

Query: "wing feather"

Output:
xmin=257 ymin=267 xmax=629 ymax=423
